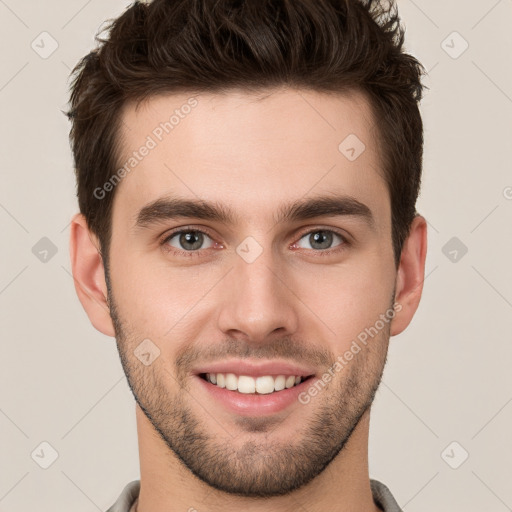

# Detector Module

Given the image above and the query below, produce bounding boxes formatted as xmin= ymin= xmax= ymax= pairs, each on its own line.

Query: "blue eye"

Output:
xmin=160 ymin=227 xmax=349 ymax=258
xmin=163 ymin=230 xmax=215 ymax=253
xmin=295 ymin=230 xmax=346 ymax=251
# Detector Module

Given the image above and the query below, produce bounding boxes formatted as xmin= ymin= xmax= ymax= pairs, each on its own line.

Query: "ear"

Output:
xmin=390 ymin=214 xmax=428 ymax=336
xmin=69 ymin=213 xmax=115 ymax=337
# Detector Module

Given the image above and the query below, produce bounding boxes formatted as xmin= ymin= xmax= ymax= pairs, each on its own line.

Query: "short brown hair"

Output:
xmin=66 ymin=0 xmax=426 ymax=268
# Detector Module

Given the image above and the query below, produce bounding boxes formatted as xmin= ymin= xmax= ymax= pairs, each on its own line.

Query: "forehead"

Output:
xmin=112 ymin=87 xmax=389 ymax=229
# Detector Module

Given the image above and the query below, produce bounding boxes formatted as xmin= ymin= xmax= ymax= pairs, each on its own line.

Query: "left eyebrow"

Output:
xmin=133 ymin=193 xmax=375 ymax=231
xmin=276 ymin=194 xmax=375 ymax=228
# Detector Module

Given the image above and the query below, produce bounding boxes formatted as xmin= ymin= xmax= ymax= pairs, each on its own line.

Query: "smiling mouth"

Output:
xmin=199 ymin=372 xmax=315 ymax=395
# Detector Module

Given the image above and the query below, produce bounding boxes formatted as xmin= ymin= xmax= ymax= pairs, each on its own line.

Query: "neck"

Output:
xmin=134 ymin=404 xmax=381 ymax=512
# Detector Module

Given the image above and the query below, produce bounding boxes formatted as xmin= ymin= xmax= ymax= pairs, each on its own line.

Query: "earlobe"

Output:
xmin=69 ymin=213 xmax=116 ymax=337
xmin=390 ymin=215 xmax=428 ymax=337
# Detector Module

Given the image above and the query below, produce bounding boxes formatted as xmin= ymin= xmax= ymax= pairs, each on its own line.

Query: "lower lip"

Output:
xmin=195 ymin=375 xmax=314 ymax=416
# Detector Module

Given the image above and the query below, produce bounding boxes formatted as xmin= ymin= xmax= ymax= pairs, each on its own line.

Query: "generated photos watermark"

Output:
xmin=93 ymin=97 xmax=198 ymax=200
xmin=298 ymin=302 xmax=402 ymax=405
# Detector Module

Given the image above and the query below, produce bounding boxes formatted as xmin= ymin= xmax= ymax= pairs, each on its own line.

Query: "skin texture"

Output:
xmin=70 ymin=87 xmax=427 ymax=512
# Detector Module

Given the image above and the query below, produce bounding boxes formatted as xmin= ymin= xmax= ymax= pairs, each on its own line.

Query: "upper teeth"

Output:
xmin=205 ymin=373 xmax=303 ymax=394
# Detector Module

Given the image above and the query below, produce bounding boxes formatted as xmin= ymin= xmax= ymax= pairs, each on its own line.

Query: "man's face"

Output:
xmin=107 ymin=88 xmax=397 ymax=497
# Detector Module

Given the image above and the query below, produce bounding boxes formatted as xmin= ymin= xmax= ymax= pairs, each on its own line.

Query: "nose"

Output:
xmin=216 ymin=243 xmax=299 ymax=344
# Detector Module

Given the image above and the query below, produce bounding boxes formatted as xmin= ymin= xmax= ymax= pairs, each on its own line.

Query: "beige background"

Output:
xmin=1 ymin=0 xmax=511 ymax=510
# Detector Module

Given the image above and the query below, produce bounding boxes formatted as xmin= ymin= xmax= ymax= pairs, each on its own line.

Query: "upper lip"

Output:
xmin=193 ymin=359 xmax=316 ymax=378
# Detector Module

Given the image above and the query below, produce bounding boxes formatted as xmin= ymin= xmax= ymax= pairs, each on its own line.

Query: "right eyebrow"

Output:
xmin=134 ymin=196 xmax=239 ymax=229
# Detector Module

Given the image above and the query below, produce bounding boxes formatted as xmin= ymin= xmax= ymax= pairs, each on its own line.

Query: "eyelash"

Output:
xmin=160 ymin=226 xmax=350 ymax=259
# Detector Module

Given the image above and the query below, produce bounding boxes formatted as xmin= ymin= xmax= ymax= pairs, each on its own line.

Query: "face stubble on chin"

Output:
xmin=105 ymin=265 xmax=394 ymax=499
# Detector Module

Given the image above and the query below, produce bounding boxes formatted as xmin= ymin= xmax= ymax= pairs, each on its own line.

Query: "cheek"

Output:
xmin=110 ymin=249 xmax=218 ymax=333
xmin=297 ymin=259 xmax=394 ymax=348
